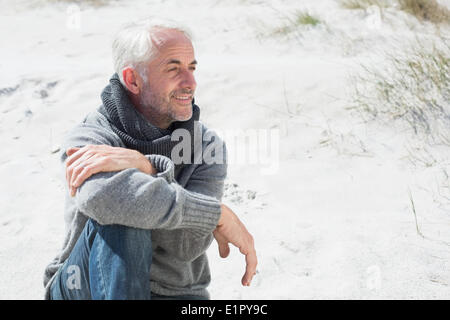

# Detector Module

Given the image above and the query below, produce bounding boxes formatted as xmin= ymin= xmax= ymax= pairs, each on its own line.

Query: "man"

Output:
xmin=43 ymin=19 xmax=257 ymax=300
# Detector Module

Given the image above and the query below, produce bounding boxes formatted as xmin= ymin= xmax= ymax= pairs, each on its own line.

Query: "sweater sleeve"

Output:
xmin=183 ymin=127 xmax=228 ymax=218
xmin=62 ymin=122 xmax=222 ymax=236
xmin=147 ymin=127 xmax=228 ymax=262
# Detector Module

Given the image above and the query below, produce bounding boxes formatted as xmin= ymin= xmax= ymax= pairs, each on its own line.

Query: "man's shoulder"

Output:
xmin=197 ymin=121 xmax=225 ymax=147
xmin=61 ymin=107 xmax=122 ymax=150
xmin=82 ymin=106 xmax=111 ymax=128
xmin=195 ymin=121 xmax=227 ymax=166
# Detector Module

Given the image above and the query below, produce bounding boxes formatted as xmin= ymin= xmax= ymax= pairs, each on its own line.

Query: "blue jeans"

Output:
xmin=50 ymin=219 xmax=206 ymax=300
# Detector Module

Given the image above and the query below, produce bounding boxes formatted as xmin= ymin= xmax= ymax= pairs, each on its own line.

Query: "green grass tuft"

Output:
xmin=271 ymin=10 xmax=321 ymax=37
xmin=296 ymin=12 xmax=321 ymax=26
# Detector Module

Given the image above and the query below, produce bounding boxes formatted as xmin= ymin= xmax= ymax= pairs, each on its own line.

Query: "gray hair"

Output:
xmin=112 ymin=18 xmax=193 ymax=86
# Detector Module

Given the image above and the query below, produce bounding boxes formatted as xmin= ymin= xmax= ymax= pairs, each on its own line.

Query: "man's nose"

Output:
xmin=180 ymin=70 xmax=196 ymax=90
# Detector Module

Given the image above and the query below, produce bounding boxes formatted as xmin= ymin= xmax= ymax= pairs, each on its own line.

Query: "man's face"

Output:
xmin=139 ymin=30 xmax=197 ymax=127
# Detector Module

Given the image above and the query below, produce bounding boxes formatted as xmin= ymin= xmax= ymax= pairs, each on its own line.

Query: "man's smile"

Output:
xmin=172 ymin=93 xmax=193 ymax=105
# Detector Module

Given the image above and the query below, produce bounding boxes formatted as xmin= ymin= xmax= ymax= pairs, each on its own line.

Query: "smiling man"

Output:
xmin=43 ymin=19 xmax=257 ymax=300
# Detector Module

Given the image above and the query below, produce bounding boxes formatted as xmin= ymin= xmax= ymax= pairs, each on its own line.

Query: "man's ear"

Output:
xmin=122 ymin=67 xmax=141 ymax=94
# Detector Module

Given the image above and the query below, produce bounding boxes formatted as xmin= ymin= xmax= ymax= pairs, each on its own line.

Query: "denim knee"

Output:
xmin=88 ymin=220 xmax=153 ymax=299
xmin=93 ymin=221 xmax=152 ymax=250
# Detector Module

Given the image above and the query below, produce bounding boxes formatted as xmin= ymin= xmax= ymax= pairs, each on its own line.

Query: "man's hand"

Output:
xmin=65 ymin=145 xmax=156 ymax=197
xmin=213 ymin=204 xmax=258 ymax=286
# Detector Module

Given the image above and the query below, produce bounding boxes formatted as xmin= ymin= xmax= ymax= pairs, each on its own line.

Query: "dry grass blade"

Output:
xmin=48 ymin=0 xmax=111 ymax=7
xmin=340 ymin=0 xmax=450 ymax=25
xmin=340 ymin=0 xmax=392 ymax=10
xmin=408 ymin=189 xmax=425 ymax=238
xmin=398 ymin=0 xmax=450 ymax=24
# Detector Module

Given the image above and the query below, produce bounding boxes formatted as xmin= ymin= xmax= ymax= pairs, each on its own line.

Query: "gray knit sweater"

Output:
xmin=43 ymin=93 xmax=227 ymax=299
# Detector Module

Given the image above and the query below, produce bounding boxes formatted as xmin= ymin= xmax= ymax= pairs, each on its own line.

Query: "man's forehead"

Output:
xmin=151 ymin=28 xmax=192 ymax=51
xmin=149 ymin=30 xmax=195 ymax=66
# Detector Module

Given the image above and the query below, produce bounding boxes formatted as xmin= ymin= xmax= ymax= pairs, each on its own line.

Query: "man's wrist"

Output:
xmin=218 ymin=204 xmax=227 ymax=227
xmin=138 ymin=154 xmax=156 ymax=175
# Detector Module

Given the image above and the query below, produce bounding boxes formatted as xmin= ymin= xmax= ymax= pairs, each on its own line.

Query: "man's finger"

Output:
xmin=67 ymin=150 xmax=98 ymax=189
xmin=69 ymin=165 xmax=86 ymax=196
xmin=69 ymin=153 xmax=94 ymax=186
xmin=72 ymin=166 xmax=90 ymax=188
xmin=65 ymin=147 xmax=85 ymax=167
xmin=70 ymin=162 xmax=95 ymax=196
xmin=218 ymin=241 xmax=230 ymax=258
xmin=241 ymin=250 xmax=258 ymax=286
xmin=66 ymin=147 xmax=80 ymax=157
xmin=65 ymin=148 xmax=81 ymax=184
xmin=66 ymin=149 xmax=87 ymax=184
xmin=72 ymin=164 xmax=101 ymax=188
xmin=65 ymin=145 xmax=93 ymax=168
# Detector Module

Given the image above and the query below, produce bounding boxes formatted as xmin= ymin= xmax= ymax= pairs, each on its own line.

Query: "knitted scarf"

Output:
xmin=98 ymin=74 xmax=200 ymax=168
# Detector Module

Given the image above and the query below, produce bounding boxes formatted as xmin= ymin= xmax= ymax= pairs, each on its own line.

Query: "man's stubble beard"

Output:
xmin=139 ymin=87 xmax=193 ymax=128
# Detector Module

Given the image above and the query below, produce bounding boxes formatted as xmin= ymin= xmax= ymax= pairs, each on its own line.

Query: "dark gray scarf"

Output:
xmin=98 ymin=74 xmax=200 ymax=167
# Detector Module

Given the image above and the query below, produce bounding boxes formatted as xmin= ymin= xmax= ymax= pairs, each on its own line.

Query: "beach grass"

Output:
xmin=341 ymin=0 xmax=450 ymax=24
xmin=351 ymin=38 xmax=450 ymax=146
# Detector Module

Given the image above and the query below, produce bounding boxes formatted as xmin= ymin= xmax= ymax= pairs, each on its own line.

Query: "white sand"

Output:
xmin=0 ymin=0 xmax=449 ymax=299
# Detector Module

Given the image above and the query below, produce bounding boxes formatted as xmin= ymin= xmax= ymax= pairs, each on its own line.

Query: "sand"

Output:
xmin=0 ymin=0 xmax=449 ymax=299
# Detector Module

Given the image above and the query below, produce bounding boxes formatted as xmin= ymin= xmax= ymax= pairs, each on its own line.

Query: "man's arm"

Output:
xmin=64 ymin=124 xmax=257 ymax=286
xmin=62 ymin=124 xmax=222 ymax=236
xmin=180 ymin=132 xmax=257 ymax=286
xmin=66 ymin=145 xmax=156 ymax=197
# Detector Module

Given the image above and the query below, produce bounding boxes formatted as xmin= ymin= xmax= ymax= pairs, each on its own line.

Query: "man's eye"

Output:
xmin=168 ymin=67 xmax=178 ymax=72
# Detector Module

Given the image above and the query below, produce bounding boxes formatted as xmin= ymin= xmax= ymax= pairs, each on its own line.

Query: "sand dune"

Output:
xmin=0 ymin=0 xmax=449 ymax=299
